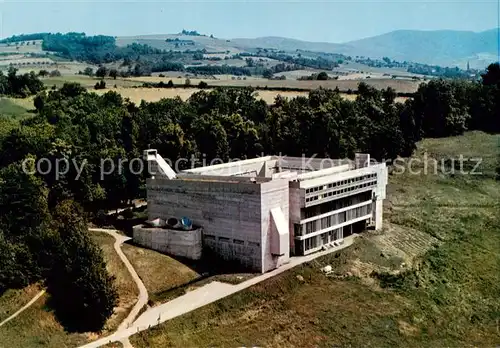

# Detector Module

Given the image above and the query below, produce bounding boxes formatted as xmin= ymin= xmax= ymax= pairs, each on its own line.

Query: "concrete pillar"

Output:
xmin=375 ymin=199 xmax=383 ymax=230
xmin=355 ymin=153 xmax=370 ymax=169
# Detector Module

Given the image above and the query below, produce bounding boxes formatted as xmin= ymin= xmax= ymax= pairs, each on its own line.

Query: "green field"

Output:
xmin=0 ymin=97 xmax=33 ymax=119
xmin=40 ymin=75 xmax=143 ymax=89
xmin=131 ymin=132 xmax=500 ymax=347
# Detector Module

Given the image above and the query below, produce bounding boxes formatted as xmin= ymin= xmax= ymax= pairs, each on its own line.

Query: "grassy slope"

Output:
xmin=122 ymin=243 xmax=200 ymax=304
xmin=91 ymin=231 xmax=138 ymax=333
xmin=131 ymin=131 xmax=500 ymax=347
xmin=0 ymin=231 xmax=138 ymax=347
xmin=0 ymin=97 xmax=33 ymax=120
xmin=0 ymin=283 xmax=88 ymax=348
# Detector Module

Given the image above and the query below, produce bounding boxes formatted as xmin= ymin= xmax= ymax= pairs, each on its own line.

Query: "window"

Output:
xmin=305 ymin=237 xmax=318 ymax=251
xmin=233 ymin=239 xmax=244 ymax=245
xmin=306 ymin=221 xmax=316 ymax=234
xmin=204 ymin=235 xmax=215 ymax=240
xmin=321 ymin=217 xmax=330 ymax=229
xmin=219 ymin=237 xmax=230 ymax=242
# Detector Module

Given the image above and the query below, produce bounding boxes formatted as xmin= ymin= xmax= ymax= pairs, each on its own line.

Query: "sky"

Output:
xmin=1 ymin=0 xmax=499 ymax=43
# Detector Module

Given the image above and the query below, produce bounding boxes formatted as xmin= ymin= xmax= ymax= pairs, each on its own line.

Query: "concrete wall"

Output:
xmin=133 ymin=225 xmax=202 ymax=260
xmin=260 ymin=179 xmax=290 ymax=272
xmin=288 ymin=184 xmax=302 ymax=254
xmin=146 ymin=178 xmax=264 ymax=271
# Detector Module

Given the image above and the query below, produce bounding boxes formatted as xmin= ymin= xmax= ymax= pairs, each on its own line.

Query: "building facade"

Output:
xmin=139 ymin=150 xmax=387 ymax=273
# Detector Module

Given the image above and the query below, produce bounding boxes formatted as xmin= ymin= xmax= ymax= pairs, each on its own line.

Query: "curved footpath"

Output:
xmin=0 ymin=289 xmax=46 ymax=328
xmin=87 ymin=228 xmax=148 ymax=348
xmin=80 ymin=234 xmax=355 ymax=348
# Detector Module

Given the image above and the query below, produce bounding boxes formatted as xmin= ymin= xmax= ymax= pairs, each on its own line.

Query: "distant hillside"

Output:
xmin=231 ymin=36 xmax=349 ymax=54
xmin=231 ymin=29 xmax=499 ymax=68
xmin=344 ymin=29 xmax=499 ymax=67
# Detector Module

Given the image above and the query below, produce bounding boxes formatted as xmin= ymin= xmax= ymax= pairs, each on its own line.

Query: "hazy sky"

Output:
xmin=1 ymin=0 xmax=499 ymax=42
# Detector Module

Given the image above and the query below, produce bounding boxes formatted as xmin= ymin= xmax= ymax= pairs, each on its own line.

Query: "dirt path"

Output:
xmin=88 ymin=228 xmax=148 ymax=348
xmin=0 ymin=290 xmax=46 ymax=327
xmin=80 ymin=235 xmax=356 ymax=348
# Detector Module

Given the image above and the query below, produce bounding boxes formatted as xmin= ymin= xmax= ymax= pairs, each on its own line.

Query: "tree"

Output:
xmin=412 ymin=80 xmax=470 ymax=137
xmin=316 ymin=71 xmax=329 ymax=80
xmin=0 ymin=158 xmax=53 ymax=291
xmin=192 ymin=116 xmax=229 ymax=161
xmin=50 ymin=70 xmax=61 ymax=77
xmin=83 ymin=67 xmax=94 ymax=76
xmin=94 ymin=80 xmax=106 ymax=90
xmin=109 ymin=68 xmax=118 ymax=80
xmin=38 ymin=70 xmax=49 ymax=77
xmin=481 ymin=63 xmax=500 ymax=87
xmin=95 ymin=66 xmax=108 ymax=78
xmin=45 ymin=200 xmax=118 ymax=332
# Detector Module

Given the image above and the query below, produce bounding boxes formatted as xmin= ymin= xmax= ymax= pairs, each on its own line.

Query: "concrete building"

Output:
xmin=135 ymin=150 xmax=387 ymax=273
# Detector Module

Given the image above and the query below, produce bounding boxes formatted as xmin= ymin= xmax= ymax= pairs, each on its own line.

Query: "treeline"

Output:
xmin=0 ymin=33 xmax=48 ymax=43
xmin=186 ymin=65 xmax=252 ymax=76
xmin=0 ymin=67 xmax=44 ymax=97
xmin=262 ymin=62 xmax=302 ymax=78
xmin=242 ymin=52 xmax=339 ymax=70
xmin=407 ymin=64 xmax=473 ymax=79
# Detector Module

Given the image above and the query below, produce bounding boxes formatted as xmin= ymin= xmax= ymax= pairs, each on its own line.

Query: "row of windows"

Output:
xmin=297 ymin=203 xmax=372 ymax=236
xmin=305 ymin=173 xmax=377 ymax=194
xmin=304 ymin=228 xmax=344 ymax=251
xmin=305 ymin=181 xmax=376 ymax=203
xmin=204 ymin=235 xmax=259 ymax=247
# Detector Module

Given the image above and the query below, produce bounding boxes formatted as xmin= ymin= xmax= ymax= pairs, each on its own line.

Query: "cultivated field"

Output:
xmin=131 ymin=132 xmax=500 ymax=347
xmin=93 ymin=87 xmax=310 ymax=104
xmin=124 ymin=75 xmax=421 ymax=93
xmin=0 ymin=41 xmax=44 ymax=54
xmin=93 ymin=86 xmax=408 ymax=105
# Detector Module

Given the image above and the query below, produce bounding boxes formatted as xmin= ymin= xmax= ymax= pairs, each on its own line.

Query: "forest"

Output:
xmin=0 ymin=63 xmax=498 ymax=332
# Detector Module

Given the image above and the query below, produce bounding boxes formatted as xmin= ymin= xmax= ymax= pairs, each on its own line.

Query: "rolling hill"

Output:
xmin=118 ymin=28 xmax=498 ymax=68
xmin=217 ymin=29 xmax=499 ymax=68
xmin=344 ymin=29 xmax=499 ymax=68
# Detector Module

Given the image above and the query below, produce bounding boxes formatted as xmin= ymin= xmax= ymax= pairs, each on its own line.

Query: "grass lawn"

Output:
xmin=130 ymin=131 xmax=500 ymax=347
xmin=122 ymin=242 xmax=200 ymax=304
xmin=0 ymin=97 xmax=34 ymax=120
